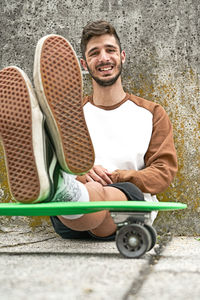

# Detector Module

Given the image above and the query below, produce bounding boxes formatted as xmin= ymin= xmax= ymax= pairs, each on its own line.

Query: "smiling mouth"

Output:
xmin=97 ymin=65 xmax=114 ymax=72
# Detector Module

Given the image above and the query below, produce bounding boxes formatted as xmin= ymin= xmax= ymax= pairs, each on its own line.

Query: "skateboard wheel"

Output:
xmin=116 ymin=224 xmax=152 ymax=258
xmin=144 ymin=224 xmax=157 ymax=251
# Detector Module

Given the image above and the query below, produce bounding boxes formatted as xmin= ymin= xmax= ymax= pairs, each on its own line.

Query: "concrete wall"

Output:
xmin=0 ymin=0 xmax=199 ymax=234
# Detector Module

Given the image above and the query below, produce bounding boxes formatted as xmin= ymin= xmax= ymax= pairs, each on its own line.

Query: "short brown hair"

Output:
xmin=81 ymin=20 xmax=122 ymax=58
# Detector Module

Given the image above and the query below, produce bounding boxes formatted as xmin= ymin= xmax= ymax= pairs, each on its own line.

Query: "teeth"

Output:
xmin=99 ymin=67 xmax=112 ymax=71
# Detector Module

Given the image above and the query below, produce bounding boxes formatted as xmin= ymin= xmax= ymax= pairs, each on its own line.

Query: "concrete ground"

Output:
xmin=0 ymin=223 xmax=200 ymax=300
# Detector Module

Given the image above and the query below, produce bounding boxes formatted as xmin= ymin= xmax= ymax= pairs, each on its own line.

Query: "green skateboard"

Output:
xmin=0 ymin=201 xmax=187 ymax=258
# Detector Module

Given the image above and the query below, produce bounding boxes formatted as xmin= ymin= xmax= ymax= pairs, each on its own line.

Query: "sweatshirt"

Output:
xmin=82 ymin=93 xmax=178 ymax=202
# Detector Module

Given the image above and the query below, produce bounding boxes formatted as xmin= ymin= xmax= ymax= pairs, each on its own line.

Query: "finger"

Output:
xmin=88 ymin=169 xmax=102 ymax=181
xmin=87 ymin=170 xmax=108 ymax=185
xmin=93 ymin=167 xmax=113 ymax=184
xmin=96 ymin=170 xmax=113 ymax=184
xmin=101 ymin=173 xmax=113 ymax=184
xmin=103 ymin=168 xmax=112 ymax=176
xmin=86 ymin=171 xmax=104 ymax=184
xmin=85 ymin=174 xmax=94 ymax=182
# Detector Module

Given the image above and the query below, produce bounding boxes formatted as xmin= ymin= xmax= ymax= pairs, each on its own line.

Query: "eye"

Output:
xmin=107 ymin=49 xmax=115 ymax=53
xmin=90 ymin=51 xmax=99 ymax=57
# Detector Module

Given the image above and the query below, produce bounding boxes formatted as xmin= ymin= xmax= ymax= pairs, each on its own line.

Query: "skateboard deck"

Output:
xmin=0 ymin=201 xmax=187 ymax=216
xmin=0 ymin=201 xmax=187 ymax=258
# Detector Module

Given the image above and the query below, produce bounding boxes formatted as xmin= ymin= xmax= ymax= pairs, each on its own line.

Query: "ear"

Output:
xmin=121 ymin=50 xmax=126 ymax=64
xmin=80 ymin=58 xmax=88 ymax=71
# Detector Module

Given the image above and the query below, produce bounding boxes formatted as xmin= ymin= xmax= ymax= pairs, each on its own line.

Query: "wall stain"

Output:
xmin=127 ymin=67 xmax=200 ymax=234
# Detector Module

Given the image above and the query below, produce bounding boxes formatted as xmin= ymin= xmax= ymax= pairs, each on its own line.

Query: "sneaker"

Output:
xmin=0 ymin=66 xmax=52 ymax=203
xmin=33 ymin=34 xmax=95 ymax=175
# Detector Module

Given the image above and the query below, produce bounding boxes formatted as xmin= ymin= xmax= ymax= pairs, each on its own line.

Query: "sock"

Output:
xmin=50 ymin=170 xmax=89 ymax=220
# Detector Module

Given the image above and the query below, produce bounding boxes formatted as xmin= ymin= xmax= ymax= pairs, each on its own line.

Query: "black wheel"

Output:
xmin=144 ymin=224 xmax=157 ymax=251
xmin=116 ymin=224 xmax=152 ymax=258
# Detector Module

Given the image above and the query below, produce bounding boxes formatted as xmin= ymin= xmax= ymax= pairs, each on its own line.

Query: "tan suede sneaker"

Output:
xmin=33 ymin=34 xmax=94 ymax=175
xmin=0 ymin=66 xmax=51 ymax=203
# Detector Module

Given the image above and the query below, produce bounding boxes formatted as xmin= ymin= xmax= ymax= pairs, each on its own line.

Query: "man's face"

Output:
xmin=81 ymin=34 xmax=125 ymax=87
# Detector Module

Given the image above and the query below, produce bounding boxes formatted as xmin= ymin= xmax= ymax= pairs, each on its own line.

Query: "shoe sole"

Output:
xmin=0 ymin=67 xmax=50 ymax=203
xmin=33 ymin=34 xmax=94 ymax=175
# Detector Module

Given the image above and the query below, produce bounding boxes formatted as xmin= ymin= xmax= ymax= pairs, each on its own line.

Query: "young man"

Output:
xmin=0 ymin=21 xmax=178 ymax=240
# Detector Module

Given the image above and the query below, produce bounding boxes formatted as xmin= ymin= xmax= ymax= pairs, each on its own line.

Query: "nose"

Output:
xmin=98 ymin=49 xmax=109 ymax=62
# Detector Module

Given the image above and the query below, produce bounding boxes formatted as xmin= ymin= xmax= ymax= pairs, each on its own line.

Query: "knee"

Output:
xmin=85 ymin=182 xmax=106 ymax=202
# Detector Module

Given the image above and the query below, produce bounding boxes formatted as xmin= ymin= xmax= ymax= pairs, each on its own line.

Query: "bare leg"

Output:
xmin=58 ymin=182 xmax=128 ymax=237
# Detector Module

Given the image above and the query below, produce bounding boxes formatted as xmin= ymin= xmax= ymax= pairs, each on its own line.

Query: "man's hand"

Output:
xmin=110 ymin=169 xmax=120 ymax=183
xmin=85 ymin=165 xmax=113 ymax=185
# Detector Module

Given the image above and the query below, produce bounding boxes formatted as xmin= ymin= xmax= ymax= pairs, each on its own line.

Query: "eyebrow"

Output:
xmin=87 ymin=44 xmax=118 ymax=56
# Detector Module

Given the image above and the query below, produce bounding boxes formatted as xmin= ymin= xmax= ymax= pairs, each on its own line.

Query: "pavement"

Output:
xmin=0 ymin=221 xmax=200 ymax=300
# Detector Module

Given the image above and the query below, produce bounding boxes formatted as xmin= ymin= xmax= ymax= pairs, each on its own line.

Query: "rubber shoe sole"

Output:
xmin=33 ymin=34 xmax=95 ymax=175
xmin=0 ymin=66 xmax=50 ymax=203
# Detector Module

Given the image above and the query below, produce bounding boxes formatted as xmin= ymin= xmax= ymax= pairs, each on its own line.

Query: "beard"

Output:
xmin=86 ymin=61 xmax=122 ymax=87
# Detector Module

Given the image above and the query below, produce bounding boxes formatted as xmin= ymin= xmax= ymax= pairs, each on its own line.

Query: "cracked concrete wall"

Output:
xmin=0 ymin=0 xmax=199 ymax=234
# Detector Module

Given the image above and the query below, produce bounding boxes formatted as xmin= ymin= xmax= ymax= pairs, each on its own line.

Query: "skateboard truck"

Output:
xmin=111 ymin=211 xmax=157 ymax=258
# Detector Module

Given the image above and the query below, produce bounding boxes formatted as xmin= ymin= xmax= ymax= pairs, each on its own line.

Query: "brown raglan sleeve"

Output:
xmin=111 ymin=104 xmax=178 ymax=194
